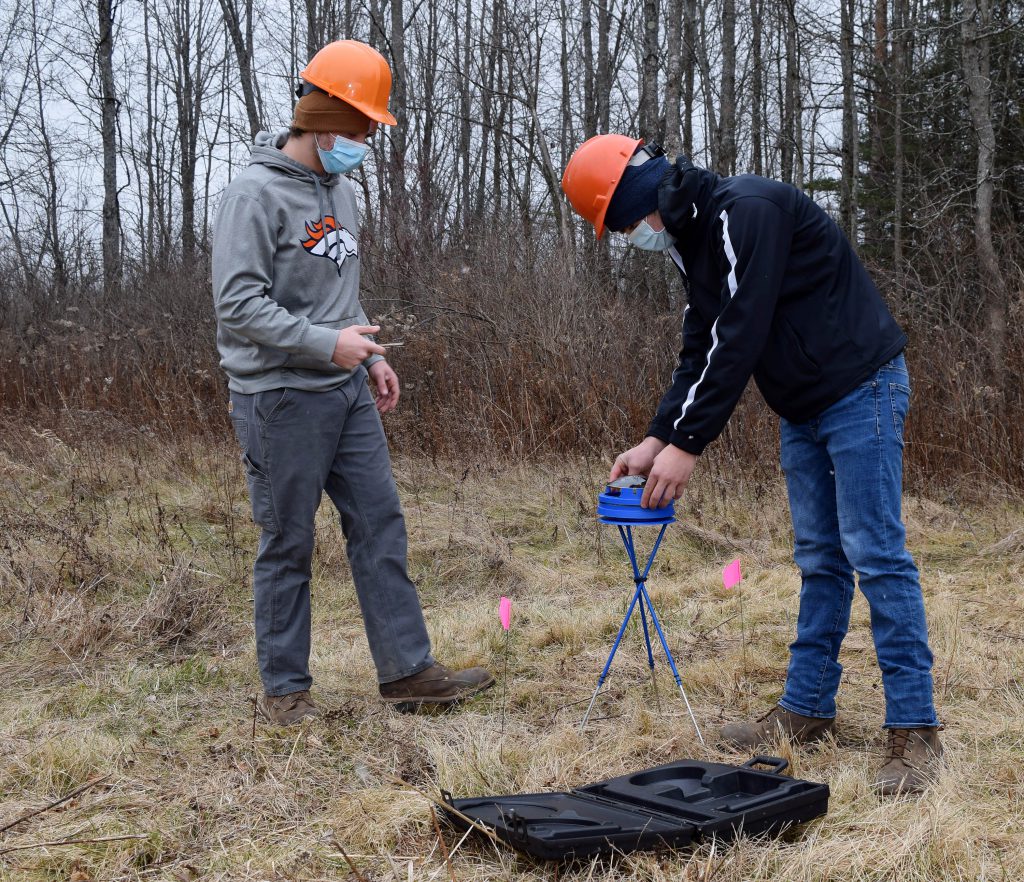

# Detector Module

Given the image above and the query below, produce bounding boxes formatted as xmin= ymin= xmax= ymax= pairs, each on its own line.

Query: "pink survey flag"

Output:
xmin=722 ymin=558 xmax=742 ymax=590
xmin=499 ymin=596 xmax=512 ymax=631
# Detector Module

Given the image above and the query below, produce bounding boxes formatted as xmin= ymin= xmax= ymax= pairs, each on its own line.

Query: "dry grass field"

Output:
xmin=2 ymin=419 xmax=1023 ymax=881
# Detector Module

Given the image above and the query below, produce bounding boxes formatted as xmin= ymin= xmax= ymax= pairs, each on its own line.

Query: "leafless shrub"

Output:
xmin=1 ymin=230 xmax=1021 ymax=496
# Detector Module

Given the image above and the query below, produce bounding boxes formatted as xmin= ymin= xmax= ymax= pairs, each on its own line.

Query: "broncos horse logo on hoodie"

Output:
xmin=301 ymin=216 xmax=358 ymax=273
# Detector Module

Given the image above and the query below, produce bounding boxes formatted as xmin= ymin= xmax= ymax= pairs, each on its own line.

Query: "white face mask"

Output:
xmin=628 ymin=219 xmax=675 ymax=251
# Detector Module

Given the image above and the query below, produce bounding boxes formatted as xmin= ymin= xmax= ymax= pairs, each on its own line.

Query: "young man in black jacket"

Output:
xmin=561 ymin=135 xmax=942 ymax=795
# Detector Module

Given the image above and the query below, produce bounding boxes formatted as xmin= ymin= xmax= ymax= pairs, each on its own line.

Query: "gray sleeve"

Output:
xmin=212 ymin=194 xmax=338 ymax=362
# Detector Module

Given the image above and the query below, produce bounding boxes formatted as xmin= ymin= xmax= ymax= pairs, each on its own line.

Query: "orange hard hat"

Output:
xmin=561 ymin=134 xmax=643 ymax=238
xmin=300 ymin=40 xmax=397 ymax=126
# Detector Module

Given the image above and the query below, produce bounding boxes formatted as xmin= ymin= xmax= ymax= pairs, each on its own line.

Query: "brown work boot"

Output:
xmin=874 ymin=727 xmax=943 ymax=796
xmin=380 ymin=662 xmax=495 ymax=713
xmin=719 ymin=704 xmax=834 ymax=751
xmin=257 ymin=690 xmax=319 ymax=726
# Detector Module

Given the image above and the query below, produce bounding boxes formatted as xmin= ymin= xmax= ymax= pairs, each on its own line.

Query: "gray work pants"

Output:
xmin=228 ymin=370 xmax=434 ymax=696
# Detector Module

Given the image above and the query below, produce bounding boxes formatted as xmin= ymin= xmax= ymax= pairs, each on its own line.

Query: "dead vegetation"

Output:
xmin=1 ymin=419 xmax=1023 ymax=880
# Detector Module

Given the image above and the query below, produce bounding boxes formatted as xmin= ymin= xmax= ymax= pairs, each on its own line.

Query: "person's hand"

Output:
xmin=609 ymin=436 xmax=668 ymax=481
xmin=331 ymin=324 xmax=386 ymax=370
xmin=641 ymin=444 xmax=697 ymax=509
xmin=368 ymin=360 xmax=400 ymax=413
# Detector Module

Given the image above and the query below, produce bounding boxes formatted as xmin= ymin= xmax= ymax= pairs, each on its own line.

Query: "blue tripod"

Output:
xmin=581 ymin=488 xmax=705 ymax=744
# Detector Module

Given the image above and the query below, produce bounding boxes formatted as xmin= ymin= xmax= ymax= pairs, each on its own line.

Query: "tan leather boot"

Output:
xmin=257 ymin=690 xmax=319 ymax=726
xmin=719 ymin=704 xmax=835 ymax=751
xmin=874 ymin=727 xmax=943 ymax=796
xmin=380 ymin=662 xmax=495 ymax=712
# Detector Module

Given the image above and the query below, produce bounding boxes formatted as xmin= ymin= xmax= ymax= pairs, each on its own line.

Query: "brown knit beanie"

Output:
xmin=292 ymin=89 xmax=372 ymax=134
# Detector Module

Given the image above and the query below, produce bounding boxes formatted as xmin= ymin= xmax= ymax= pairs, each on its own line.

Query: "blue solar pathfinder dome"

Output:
xmin=598 ymin=476 xmax=676 ymax=525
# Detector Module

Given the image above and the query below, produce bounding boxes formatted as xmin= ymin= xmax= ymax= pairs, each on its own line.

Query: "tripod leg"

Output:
xmin=637 ymin=591 xmax=662 ymax=711
xmin=579 ymin=584 xmax=644 ymax=732
xmin=640 ymin=583 xmax=706 ymax=746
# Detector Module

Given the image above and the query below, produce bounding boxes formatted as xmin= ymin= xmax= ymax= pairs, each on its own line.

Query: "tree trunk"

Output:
xmin=962 ymin=0 xmax=1006 ymax=369
xmin=596 ymin=0 xmax=612 ymax=133
xmin=640 ymin=0 xmax=660 ymax=137
xmin=581 ymin=0 xmax=596 ymax=139
xmin=750 ymin=0 xmax=763 ymax=175
xmin=892 ymin=0 xmax=907 ymax=266
xmin=218 ymin=0 xmax=263 ymax=139
xmin=663 ymin=0 xmax=683 ymax=154
xmin=781 ymin=0 xmax=799 ymax=185
xmin=97 ymin=0 xmax=121 ymax=288
xmin=458 ymin=0 xmax=472 ymax=229
xmin=389 ymin=0 xmax=407 ymax=228
xmin=840 ymin=0 xmax=857 ymax=240
xmin=718 ymin=0 xmax=736 ymax=174
xmin=682 ymin=0 xmax=696 ymax=155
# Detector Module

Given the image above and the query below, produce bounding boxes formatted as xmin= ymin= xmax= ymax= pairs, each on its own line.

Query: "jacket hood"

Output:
xmin=250 ymin=129 xmax=340 ymax=187
xmin=657 ymin=156 xmax=720 ymax=240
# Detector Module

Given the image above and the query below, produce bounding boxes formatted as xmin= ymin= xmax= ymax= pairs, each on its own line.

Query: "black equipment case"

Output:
xmin=441 ymin=756 xmax=829 ymax=861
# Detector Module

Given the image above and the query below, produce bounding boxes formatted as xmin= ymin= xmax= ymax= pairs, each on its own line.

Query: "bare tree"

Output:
xmin=681 ymin=0 xmax=696 ymax=154
xmin=217 ymin=0 xmax=265 ymax=139
xmin=97 ymin=0 xmax=121 ymax=287
xmin=749 ymin=0 xmax=763 ymax=174
xmin=839 ymin=0 xmax=856 ymax=240
xmin=159 ymin=0 xmax=223 ymax=260
xmin=717 ymin=0 xmax=736 ymax=174
xmin=640 ymin=0 xmax=659 ymax=136
xmin=961 ymin=0 xmax=1006 ymax=369
xmin=663 ymin=0 xmax=683 ymax=154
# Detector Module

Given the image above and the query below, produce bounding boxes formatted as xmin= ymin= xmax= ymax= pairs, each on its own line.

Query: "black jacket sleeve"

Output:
xmin=647 ymin=196 xmax=795 ymax=455
xmin=647 ymin=301 xmax=712 ymax=442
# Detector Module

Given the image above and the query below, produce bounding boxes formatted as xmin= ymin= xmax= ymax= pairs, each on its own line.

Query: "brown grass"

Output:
xmin=1 ymin=420 xmax=1023 ymax=880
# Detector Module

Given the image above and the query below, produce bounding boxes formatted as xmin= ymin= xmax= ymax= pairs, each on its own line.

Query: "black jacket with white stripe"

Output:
xmin=646 ymin=158 xmax=907 ymax=455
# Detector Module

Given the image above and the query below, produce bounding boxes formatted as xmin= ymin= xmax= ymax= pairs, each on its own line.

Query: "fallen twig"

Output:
xmin=331 ymin=835 xmax=371 ymax=882
xmin=0 ymin=833 xmax=146 ymax=857
xmin=0 ymin=775 xmax=111 ymax=836
xmin=430 ymin=806 xmax=457 ymax=882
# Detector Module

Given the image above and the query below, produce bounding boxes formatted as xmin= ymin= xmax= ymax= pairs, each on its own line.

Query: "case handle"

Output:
xmin=741 ymin=755 xmax=789 ymax=774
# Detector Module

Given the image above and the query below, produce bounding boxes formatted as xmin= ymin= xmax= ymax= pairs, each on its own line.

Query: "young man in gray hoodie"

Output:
xmin=212 ymin=40 xmax=493 ymax=725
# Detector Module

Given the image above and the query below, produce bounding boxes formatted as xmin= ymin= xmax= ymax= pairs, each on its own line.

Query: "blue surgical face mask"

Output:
xmin=316 ymin=134 xmax=370 ymax=174
xmin=628 ymin=219 xmax=675 ymax=252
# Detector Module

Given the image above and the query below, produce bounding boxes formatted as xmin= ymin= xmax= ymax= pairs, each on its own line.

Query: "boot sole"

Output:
xmin=382 ymin=676 xmax=496 ymax=714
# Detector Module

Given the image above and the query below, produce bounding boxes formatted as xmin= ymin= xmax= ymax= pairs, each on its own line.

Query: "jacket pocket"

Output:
xmin=242 ymin=452 xmax=279 ymax=533
xmin=760 ymin=313 xmax=822 ymax=387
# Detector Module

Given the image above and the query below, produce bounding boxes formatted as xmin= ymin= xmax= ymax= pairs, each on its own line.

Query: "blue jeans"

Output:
xmin=778 ymin=353 xmax=939 ymax=728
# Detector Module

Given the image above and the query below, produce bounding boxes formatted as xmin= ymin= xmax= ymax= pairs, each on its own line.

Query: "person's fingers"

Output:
xmin=641 ymin=475 xmax=656 ymax=508
xmin=351 ymin=325 xmax=381 ymax=335
xmin=366 ymin=341 xmax=387 ymax=356
xmin=388 ymin=371 xmax=400 ymax=406
xmin=657 ymin=482 xmax=678 ymax=508
xmin=649 ymin=478 xmax=666 ymax=509
xmin=609 ymin=457 xmax=627 ymax=482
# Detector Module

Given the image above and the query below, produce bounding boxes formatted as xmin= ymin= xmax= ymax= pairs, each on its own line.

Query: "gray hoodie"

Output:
xmin=212 ymin=129 xmax=383 ymax=394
